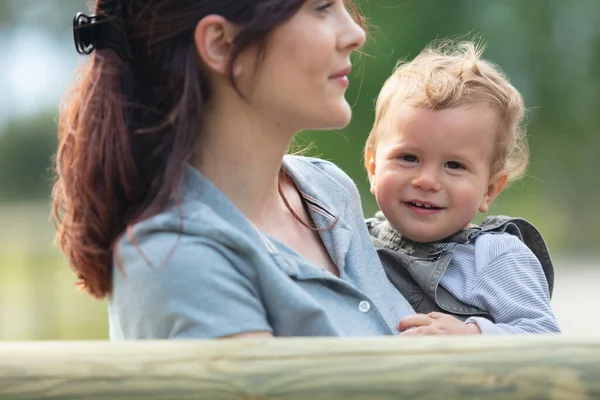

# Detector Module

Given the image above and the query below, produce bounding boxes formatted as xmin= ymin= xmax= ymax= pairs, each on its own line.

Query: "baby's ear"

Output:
xmin=479 ymin=171 xmax=508 ymax=213
xmin=364 ymin=149 xmax=377 ymax=194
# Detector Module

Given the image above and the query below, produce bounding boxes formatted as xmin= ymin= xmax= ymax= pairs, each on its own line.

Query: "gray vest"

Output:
xmin=366 ymin=213 xmax=554 ymax=322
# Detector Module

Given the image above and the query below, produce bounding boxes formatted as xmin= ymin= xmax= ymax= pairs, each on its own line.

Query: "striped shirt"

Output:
xmin=441 ymin=232 xmax=560 ymax=334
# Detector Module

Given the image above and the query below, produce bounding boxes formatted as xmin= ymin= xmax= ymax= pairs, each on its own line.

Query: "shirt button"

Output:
xmin=358 ymin=300 xmax=371 ymax=313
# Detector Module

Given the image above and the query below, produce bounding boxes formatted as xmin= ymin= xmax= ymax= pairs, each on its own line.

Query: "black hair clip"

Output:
xmin=73 ymin=6 xmax=133 ymax=61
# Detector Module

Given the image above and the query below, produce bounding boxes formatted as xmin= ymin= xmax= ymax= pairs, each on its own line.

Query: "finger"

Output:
xmin=400 ymin=326 xmax=439 ymax=336
xmin=418 ymin=326 xmax=440 ymax=336
xmin=427 ymin=312 xmax=448 ymax=320
xmin=398 ymin=314 xmax=431 ymax=331
xmin=398 ymin=314 xmax=432 ymax=332
xmin=399 ymin=326 xmax=422 ymax=336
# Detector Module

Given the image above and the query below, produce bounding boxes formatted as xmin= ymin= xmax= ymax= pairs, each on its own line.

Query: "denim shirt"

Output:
xmin=108 ymin=156 xmax=415 ymax=339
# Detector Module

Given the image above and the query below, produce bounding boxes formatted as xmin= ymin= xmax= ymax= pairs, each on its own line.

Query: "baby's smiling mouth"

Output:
xmin=405 ymin=201 xmax=444 ymax=210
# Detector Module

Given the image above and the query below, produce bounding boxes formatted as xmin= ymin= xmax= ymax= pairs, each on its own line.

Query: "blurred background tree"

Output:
xmin=0 ymin=0 xmax=598 ymax=340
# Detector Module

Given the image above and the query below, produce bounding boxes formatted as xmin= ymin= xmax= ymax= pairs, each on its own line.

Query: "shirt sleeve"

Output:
xmin=110 ymin=228 xmax=272 ymax=339
xmin=464 ymin=234 xmax=561 ymax=334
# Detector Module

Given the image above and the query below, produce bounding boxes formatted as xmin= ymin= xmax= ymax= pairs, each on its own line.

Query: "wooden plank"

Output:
xmin=0 ymin=335 xmax=598 ymax=399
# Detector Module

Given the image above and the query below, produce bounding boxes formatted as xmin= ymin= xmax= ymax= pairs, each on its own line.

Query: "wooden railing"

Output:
xmin=0 ymin=335 xmax=598 ymax=399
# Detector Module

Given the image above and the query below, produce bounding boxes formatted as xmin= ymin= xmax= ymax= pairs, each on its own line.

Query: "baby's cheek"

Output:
xmin=377 ymin=171 xmax=401 ymax=193
xmin=374 ymin=184 xmax=396 ymax=210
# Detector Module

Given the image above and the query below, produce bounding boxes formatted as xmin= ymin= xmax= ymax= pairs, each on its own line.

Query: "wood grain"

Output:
xmin=0 ymin=335 xmax=598 ymax=399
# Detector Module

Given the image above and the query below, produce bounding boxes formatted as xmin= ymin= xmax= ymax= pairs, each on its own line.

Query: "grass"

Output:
xmin=0 ymin=202 xmax=108 ymax=340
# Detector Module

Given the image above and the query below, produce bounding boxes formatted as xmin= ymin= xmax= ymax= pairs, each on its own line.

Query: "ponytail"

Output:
xmin=53 ymin=51 xmax=137 ymax=298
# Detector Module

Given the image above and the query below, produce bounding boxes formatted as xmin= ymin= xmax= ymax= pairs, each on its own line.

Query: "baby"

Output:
xmin=364 ymin=40 xmax=560 ymax=335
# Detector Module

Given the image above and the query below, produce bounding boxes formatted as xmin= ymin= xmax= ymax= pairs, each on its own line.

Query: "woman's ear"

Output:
xmin=194 ymin=15 xmax=238 ymax=76
xmin=479 ymin=171 xmax=508 ymax=213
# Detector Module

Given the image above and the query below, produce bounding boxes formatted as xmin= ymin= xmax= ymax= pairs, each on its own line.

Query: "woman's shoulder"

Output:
xmin=114 ymin=167 xmax=266 ymax=280
xmin=120 ymin=199 xmax=233 ymax=241
xmin=116 ymin=201 xmax=255 ymax=266
xmin=285 ymin=154 xmax=348 ymax=175
xmin=109 ymin=201 xmax=271 ymax=339
xmin=284 ymin=155 xmax=359 ymax=195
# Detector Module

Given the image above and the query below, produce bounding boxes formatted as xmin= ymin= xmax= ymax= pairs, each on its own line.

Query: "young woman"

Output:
xmin=53 ymin=0 xmax=415 ymax=339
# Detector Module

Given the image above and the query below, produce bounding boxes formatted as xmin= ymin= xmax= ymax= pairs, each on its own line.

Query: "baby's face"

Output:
xmin=367 ymin=105 xmax=506 ymax=242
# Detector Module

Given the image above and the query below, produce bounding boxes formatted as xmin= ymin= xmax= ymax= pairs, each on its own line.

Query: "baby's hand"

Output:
xmin=398 ymin=312 xmax=481 ymax=336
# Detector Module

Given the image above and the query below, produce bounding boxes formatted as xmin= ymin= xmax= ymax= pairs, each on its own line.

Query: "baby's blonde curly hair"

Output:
xmin=365 ymin=39 xmax=529 ymax=182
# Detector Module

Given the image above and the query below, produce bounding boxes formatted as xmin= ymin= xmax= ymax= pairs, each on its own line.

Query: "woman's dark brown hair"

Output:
xmin=52 ymin=0 xmax=362 ymax=299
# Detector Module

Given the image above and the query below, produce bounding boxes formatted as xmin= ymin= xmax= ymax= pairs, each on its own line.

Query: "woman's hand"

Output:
xmin=398 ymin=312 xmax=482 ymax=336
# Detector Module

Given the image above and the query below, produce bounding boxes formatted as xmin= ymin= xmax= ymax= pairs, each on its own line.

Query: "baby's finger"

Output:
xmin=399 ymin=326 xmax=422 ymax=336
xmin=398 ymin=314 xmax=432 ymax=332
xmin=428 ymin=312 xmax=452 ymax=320
xmin=399 ymin=325 xmax=441 ymax=336
xmin=417 ymin=326 xmax=441 ymax=335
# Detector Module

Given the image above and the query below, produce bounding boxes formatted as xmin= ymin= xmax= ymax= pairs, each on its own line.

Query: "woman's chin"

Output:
xmin=314 ymin=104 xmax=352 ymax=130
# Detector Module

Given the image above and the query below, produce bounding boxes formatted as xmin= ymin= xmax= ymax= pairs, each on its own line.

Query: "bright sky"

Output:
xmin=0 ymin=27 xmax=78 ymax=129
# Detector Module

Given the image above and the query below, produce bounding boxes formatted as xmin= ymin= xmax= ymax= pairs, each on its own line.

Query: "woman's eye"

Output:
xmin=399 ymin=154 xmax=419 ymax=163
xmin=316 ymin=1 xmax=335 ymax=12
xmin=446 ymin=161 xmax=465 ymax=170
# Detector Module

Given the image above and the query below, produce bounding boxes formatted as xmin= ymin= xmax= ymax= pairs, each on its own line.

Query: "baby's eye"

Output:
xmin=399 ymin=154 xmax=419 ymax=163
xmin=445 ymin=161 xmax=465 ymax=170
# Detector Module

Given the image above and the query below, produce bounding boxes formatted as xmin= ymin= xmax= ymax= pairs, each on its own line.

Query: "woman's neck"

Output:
xmin=193 ymin=97 xmax=296 ymax=224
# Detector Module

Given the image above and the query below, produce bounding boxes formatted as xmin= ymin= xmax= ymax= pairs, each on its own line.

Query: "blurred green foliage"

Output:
xmin=0 ymin=114 xmax=57 ymax=201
